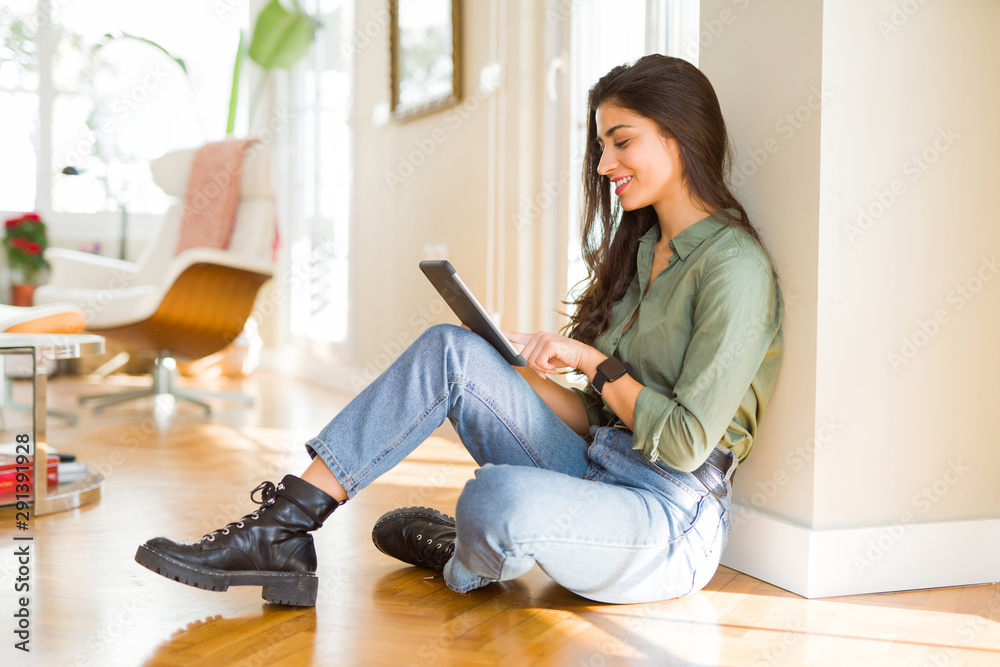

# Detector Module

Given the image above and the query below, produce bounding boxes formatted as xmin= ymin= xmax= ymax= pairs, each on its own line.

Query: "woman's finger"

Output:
xmin=505 ymin=331 xmax=531 ymax=345
xmin=506 ymin=331 xmax=566 ymax=377
xmin=521 ymin=332 xmax=546 ymax=368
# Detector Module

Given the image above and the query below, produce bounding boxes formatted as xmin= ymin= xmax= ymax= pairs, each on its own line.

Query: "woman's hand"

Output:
xmin=505 ymin=331 xmax=605 ymax=379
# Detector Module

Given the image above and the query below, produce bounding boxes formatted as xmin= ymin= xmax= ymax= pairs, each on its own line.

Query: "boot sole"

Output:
xmin=135 ymin=544 xmax=318 ymax=607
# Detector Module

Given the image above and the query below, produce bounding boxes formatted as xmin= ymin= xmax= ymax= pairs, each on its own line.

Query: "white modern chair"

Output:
xmin=34 ymin=144 xmax=276 ymax=414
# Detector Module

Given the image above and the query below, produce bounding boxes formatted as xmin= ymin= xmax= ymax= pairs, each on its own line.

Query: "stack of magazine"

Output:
xmin=0 ymin=452 xmax=87 ymax=504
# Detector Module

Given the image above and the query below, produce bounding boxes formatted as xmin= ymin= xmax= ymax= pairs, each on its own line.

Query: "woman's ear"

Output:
xmin=659 ymin=134 xmax=681 ymax=158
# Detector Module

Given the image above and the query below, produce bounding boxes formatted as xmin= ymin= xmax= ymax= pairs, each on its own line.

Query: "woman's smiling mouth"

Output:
xmin=613 ymin=175 xmax=633 ymax=195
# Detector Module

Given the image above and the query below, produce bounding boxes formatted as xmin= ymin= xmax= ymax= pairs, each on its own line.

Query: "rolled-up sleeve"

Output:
xmin=631 ymin=250 xmax=781 ymax=472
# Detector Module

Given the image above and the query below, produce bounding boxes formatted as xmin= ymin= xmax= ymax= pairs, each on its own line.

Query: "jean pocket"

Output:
xmin=590 ymin=427 xmax=705 ymax=500
xmin=648 ymin=459 xmax=710 ymax=502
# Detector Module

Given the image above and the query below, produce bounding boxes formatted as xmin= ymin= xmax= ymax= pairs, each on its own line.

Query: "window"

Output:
xmin=0 ymin=0 xmax=247 ymax=240
xmin=0 ymin=0 xmax=42 ymax=212
xmin=285 ymin=0 xmax=354 ymax=353
xmin=566 ymin=0 xmax=651 ymax=310
xmin=563 ymin=0 xmax=699 ymax=313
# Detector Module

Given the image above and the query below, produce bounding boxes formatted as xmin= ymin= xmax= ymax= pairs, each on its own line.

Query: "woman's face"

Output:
xmin=595 ymin=103 xmax=683 ymax=212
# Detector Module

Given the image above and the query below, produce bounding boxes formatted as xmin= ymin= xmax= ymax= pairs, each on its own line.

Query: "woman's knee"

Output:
xmin=415 ymin=322 xmax=492 ymax=359
xmin=455 ymin=465 xmax=539 ymax=543
xmin=411 ymin=324 xmax=509 ymax=389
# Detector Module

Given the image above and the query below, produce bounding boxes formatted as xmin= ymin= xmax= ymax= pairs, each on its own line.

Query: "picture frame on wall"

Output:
xmin=389 ymin=0 xmax=461 ymax=121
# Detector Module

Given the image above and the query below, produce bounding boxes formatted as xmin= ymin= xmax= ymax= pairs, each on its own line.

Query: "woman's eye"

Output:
xmin=615 ymin=139 xmax=631 ymax=149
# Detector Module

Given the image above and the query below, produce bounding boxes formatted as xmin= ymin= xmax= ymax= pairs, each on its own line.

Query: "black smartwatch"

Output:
xmin=592 ymin=356 xmax=629 ymax=395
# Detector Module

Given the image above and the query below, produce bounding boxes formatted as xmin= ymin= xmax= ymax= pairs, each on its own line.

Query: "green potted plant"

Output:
xmin=3 ymin=212 xmax=50 ymax=306
xmin=227 ymin=0 xmax=317 ymax=134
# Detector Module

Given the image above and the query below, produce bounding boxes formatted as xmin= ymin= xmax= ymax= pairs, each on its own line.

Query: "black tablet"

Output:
xmin=419 ymin=260 xmax=527 ymax=367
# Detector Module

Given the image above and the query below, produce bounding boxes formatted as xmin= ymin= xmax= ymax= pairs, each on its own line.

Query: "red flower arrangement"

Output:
xmin=4 ymin=212 xmax=50 ymax=283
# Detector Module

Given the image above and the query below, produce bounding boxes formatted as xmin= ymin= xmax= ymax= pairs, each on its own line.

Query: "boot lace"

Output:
xmin=201 ymin=481 xmax=282 ymax=542
xmin=413 ymin=532 xmax=455 ymax=571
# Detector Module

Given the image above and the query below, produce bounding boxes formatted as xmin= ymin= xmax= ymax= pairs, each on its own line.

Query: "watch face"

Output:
xmin=598 ymin=356 xmax=628 ymax=381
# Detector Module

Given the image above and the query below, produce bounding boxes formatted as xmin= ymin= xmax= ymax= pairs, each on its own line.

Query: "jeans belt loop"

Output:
xmin=721 ymin=445 xmax=738 ymax=484
xmin=693 ymin=444 xmax=735 ymax=501
xmin=609 ymin=417 xmax=632 ymax=435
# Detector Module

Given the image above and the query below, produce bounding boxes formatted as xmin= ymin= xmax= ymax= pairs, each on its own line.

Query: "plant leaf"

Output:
xmin=98 ymin=31 xmax=188 ymax=74
xmin=248 ymin=0 xmax=315 ymax=70
xmin=227 ymin=30 xmax=245 ymax=135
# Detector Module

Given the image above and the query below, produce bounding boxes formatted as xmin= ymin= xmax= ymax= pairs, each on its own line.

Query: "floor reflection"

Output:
xmin=143 ymin=605 xmax=317 ymax=666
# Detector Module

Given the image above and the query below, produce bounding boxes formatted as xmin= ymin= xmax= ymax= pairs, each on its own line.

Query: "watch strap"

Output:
xmin=593 ymin=356 xmax=629 ymax=395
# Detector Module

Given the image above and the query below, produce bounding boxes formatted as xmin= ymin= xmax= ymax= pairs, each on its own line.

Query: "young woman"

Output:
xmin=136 ymin=55 xmax=784 ymax=607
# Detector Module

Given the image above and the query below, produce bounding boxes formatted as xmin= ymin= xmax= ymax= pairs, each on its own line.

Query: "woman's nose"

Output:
xmin=597 ymin=148 xmax=616 ymax=176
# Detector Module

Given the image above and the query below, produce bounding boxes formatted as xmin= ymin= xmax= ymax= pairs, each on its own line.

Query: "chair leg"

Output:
xmin=91 ymin=387 xmax=159 ymax=413
xmin=80 ymin=388 xmax=156 ymax=405
xmin=7 ymin=402 xmax=79 ymax=425
xmin=80 ymin=353 xmax=253 ymax=416
xmin=4 ymin=376 xmax=78 ymax=425
xmin=172 ymin=393 xmax=213 ymax=415
xmin=178 ymin=387 xmax=254 ymax=406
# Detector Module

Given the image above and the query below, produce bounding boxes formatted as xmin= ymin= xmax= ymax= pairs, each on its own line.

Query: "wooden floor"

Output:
xmin=1 ymin=371 xmax=998 ymax=666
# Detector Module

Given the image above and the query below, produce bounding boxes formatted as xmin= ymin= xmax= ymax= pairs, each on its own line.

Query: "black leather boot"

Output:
xmin=371 ymin=506 xmax=456 ymax=572
xmin=135 ymin=475 xmax=342 ymax=606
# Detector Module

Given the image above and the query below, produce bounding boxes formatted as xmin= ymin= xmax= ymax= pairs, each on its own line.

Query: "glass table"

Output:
xmin=1 ymin=334 xmax=106 ymax=515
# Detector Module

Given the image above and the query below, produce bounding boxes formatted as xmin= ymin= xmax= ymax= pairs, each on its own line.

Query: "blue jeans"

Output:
xmin=305 ymin=324 xmax=732 ymax=603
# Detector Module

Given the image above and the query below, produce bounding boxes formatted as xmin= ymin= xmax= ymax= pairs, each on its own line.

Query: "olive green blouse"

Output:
xmin=573 ymin=213 xmax=784 ymax=472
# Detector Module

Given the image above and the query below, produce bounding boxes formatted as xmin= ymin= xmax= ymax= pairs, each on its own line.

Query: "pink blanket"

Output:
xmin=175 ymin=139 xmax=256 ymax=254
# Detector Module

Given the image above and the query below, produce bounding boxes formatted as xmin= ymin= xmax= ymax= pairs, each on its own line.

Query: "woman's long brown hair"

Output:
xmin=563 ymin=55 xmax=776 ymax=346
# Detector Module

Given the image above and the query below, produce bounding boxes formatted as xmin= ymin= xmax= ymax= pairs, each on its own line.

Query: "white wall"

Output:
xmin=306 ymin=0 xmax=546 ymax=392
xmin=815 ymin=0 xmax=1000 ymax=528
xmin=703 ymin=0 xmax=1000 ymax=596
xmin=699 ymin=0 xmax=824 ymax=529
xmin=347 ymin=0 xmax=490 ymax=369
xmin=351 ymin=0 xmax=548 ymax=374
